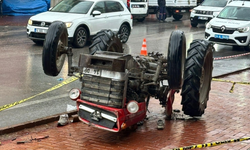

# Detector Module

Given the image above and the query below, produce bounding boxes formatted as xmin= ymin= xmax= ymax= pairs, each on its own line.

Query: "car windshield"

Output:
xmin=217 ymin=6 xmax=250 ymax=21
xmin=201 ymin=0 xmax=228 ymax=7
xmin=51 ymin=0 xmax=94 ymax=14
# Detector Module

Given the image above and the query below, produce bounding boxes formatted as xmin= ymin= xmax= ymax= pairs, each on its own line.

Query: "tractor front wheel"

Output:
xmin=167 ymin=30 xmax=186 ymax=89
xmin=42 ymin=21 xmax=68 ymax=76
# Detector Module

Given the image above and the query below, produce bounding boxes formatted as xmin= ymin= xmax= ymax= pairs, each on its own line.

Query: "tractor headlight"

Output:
xmin=69 ymin=88 xmax=81 ymax=100
xmin=28 ymin=19 xmax=32 ymax=25
xmin=65 ymin=22 xmax=73 ymax=28
xmin=237 ymin=27 xmax=249 ymax=33
xmin=127 ymin=101 xmax=139 ymax=113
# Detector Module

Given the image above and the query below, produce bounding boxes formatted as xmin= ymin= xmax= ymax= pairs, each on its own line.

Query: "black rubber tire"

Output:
xmin=73 ymin=27 xmax=88 ymax=48
xmin=232 ymin=45 xmax=240 ymax=51
xmin=156 ymin=9 xmax=168 ymax=20
xmin=181 ymin=39 xmax=213 ymax=116
xmin=191 ymin=21 xmax=198 ymax=27
xmin=32 ymin=40 xmax=44 ymax=45
xmin=173 ymin=14 xmax=183 ymax=21
xmin=243 ymin=43 xmax=250 ymax=51
xmin=118 ymin=24 xmax=130 ymax=43
xmin=89 ymin=30 xmax=123 ymax=55
xmin=42 ymin=21 xmax=68 ymax=76
xmin=137 ymin=17 xmax=145 ymax=22
xmin=167 ymin=30 xmax=186 ymax=89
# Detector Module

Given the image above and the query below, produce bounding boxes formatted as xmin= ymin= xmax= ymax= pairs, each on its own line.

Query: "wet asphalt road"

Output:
xmin=0 ymin=15 xmax=250 ymax=129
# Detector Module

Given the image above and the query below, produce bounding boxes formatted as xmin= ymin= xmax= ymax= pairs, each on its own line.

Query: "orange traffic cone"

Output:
xmin=140 ymin=38 xmax=147 ymax=56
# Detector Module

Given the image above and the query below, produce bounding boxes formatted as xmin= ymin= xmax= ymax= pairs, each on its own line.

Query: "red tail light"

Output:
xmin=131 ymin=15 xmax=133 ymax=19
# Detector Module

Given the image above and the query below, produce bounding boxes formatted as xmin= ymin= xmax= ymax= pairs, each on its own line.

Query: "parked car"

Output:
xmin=190 ymin=0 xmax=234 ymax=27
xmin=205 ymin=1 xmax=250 ymax=51
xmin=27 ymin=0 xmax=133 ymax=48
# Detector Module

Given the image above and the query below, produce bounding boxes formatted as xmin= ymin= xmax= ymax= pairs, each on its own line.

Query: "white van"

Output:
xmin=190 ymin=0 xmax=234 ymax=27
xmin=205 ymin=1 xmax=250 ymax=51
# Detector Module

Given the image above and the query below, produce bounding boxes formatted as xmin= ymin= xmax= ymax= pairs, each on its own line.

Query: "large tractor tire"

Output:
xmin=89 ymin=30 xmax=123 ymax=55
xmin=42 ymin=21 xmax=68 ymax=76
xmin=167 ymin=30 xmax=186 ymax=89
xmin=181 ymin=40 xmax=213 ymax=116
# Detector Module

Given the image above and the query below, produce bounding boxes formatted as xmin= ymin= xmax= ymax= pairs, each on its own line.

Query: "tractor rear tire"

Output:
xmin=167 ymin=30 xmax=186 ymax=89
xmin=181 ymin=39 xmax=213 ymax=116
xmin=89 ymin=30 xmax=123 ymax=55
xmin=42 ymin=21 xmax=68 ymax=76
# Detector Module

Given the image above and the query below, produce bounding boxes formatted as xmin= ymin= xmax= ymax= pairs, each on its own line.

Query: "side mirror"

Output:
xmin=92 ymin=10 xmax=101 ymax=17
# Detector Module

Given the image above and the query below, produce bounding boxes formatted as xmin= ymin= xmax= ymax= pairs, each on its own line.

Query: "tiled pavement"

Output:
xmin=1 ymin=70 xmax=250 ymax=150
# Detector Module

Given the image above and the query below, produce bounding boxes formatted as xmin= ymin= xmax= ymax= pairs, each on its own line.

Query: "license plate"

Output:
xmin=181 ymin=10 xmax=186 ymax=12
xmin=214 ymin=34 xmax=229 ymax=40
xmin=198 ymin=16 xmax=208 ymax=20
xmin=34 ymin=28 xmax=47 ymax=33
xmin=83 ymin=67 xmax=101 ymax=76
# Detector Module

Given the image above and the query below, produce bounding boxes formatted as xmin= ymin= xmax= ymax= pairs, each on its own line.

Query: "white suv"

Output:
xmin=190 ymin=0 xmax=233 ymax=27
xmin=27 ymin=0 xmax=133 ymax=48
xmin=205 ymin=1 xmax=250 ymax=50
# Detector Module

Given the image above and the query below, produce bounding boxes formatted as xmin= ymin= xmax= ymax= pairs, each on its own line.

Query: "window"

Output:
xmin=92 ymin=2 xmax=106 ymax=13
xmin=218 ymin=6 xmax=250 ymax=21
xmin=201 ymin=0 xmax=228 ymax=7
xmin=105 ymin=1 xmax=124 ymax=12
xmin=131 ymin=0 xmax=147 ymax=2
xmin=51 ymin=0 xmax=93 ymax=14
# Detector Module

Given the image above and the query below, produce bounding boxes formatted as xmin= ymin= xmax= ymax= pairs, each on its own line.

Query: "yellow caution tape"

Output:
xmin=172 ymin=137 xmax=250 ymax=150
xmin=212 ymin=78 xmax=250 ymax=93
xmin=0 ymin=75 xmax=79 ymax=112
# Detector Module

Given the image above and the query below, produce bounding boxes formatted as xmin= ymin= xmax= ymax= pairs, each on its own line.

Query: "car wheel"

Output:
xmin=42 ymin=21 xmax=68 ymax=76
xmin=118 ymin=24 xmax=130 ymax=43
xmin=137 ymin=17 xmax=145 ymax=22
xmin=89 ymin=30 xmax=123 ymax=55
xmin=167 ymin=30 xmax=186 ymax=89
xmin=244 ymin=43 xmax=250 ymax=51
xmin=191 ymin=21 xmax=198 ymax=27
xmin=32 ymin=40 xmax=44 ymax=45
xmin=73 ymin=27 xmax=88 ymax=48
xmin=173 ymin=14 xmax=183 ymax=21
xmin=232 ymin=45 xmax=240 ymax=50
xmin=181 ymin=40 xmax=213 ymax=117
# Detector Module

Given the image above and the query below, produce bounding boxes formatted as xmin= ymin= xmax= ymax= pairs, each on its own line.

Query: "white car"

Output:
xmin=205 ymin=1 xmax=250 ymax=51
xmin=27 ymin=0 xmax=133 ymax=48
xmin=190 ymin=0 xmax=233 ymax=27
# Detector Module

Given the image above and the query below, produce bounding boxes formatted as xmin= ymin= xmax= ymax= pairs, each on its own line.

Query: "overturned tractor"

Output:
xmin=42 ymin=21 xmax=213 ymax=132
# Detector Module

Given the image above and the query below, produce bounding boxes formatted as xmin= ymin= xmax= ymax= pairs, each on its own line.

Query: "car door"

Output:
xmin=88 ymin=1 xmax=108 ymax=35
xmin=104 ymin=1 xmax=125 ymax=31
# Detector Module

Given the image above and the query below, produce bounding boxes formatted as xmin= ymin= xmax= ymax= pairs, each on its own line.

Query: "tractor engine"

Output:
xmin=78 ymin=51 xmax=169 ymax=108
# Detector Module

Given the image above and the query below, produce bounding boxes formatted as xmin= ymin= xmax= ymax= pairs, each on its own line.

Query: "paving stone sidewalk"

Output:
xmin=1 ymin=70 xmax=250 ymax=150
